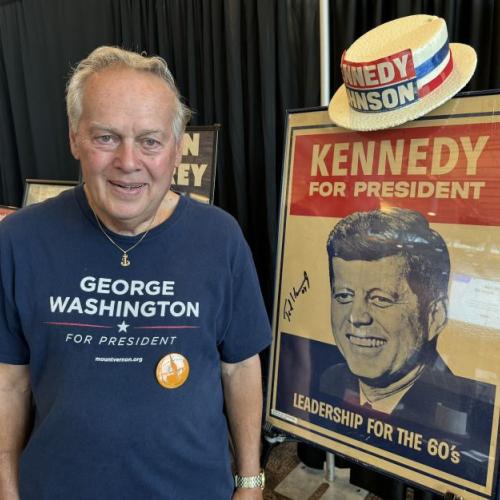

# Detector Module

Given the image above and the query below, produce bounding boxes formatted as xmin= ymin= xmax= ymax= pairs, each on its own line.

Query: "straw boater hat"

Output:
xmin=328 ymin=14 xmax=477 ymax=131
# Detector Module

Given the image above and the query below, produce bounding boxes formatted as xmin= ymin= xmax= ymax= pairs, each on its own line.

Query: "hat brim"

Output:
xmin=328 ymin=43 xmax=477 ymax=131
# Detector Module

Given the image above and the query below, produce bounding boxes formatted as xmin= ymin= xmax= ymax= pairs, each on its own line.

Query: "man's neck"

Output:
xmin=84 ymin=186 xmax=179 ymax=236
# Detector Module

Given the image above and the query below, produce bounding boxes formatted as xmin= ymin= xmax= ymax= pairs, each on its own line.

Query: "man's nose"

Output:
xmin=348 ymin=298 xmax=373 ymax=327
xmin=114 ymin=141 xmax=139 ymax=171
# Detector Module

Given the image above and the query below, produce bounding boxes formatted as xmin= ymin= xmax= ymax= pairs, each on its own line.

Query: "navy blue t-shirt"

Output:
xmin=0 ymin=186 xmax=271 ymax=499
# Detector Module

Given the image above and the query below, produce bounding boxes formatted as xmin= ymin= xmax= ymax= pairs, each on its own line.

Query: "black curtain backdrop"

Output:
xmin=0 ymin=0 xmax=499 ymax=311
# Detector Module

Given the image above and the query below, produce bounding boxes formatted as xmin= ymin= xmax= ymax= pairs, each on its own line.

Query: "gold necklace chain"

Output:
xmin=91 ymin=209 xmax=157 ymax=267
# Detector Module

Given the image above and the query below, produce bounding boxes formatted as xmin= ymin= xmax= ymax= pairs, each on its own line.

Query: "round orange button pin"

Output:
xmin=156 ymin=353 xmax=190 ymax=389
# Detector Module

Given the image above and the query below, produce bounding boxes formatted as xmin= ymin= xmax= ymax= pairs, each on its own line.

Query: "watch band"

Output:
xmin=234 ymin=470 xmax=265 ymax=490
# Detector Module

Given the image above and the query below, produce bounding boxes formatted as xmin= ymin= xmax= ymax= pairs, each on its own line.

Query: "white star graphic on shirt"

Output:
xmin=117 ymin=321 xmax=130 ymax=333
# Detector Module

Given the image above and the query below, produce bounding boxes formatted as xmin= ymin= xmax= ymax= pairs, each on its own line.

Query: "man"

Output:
xmin=0 ymin=47 xmax=271 ymax=499
xmin=320 ymin=208 xmax=495 ymax=498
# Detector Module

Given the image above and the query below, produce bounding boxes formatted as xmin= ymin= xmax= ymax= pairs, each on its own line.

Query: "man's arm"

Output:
xmin=221 ymin=354 xmax=264 ymax=500
xmin=0 ymin=363 xmax=31 ymax=500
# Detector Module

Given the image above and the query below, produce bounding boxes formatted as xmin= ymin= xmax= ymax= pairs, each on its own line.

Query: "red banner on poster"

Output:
xmin=290 ymin=123 xmax=499 ymax=226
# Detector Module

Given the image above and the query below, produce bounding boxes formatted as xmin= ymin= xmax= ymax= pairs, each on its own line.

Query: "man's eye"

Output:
xmin=142 ymin=138 xmax=160 ymax=148
xmin=333 ymin=291 xmax=353 ymax=304
xmin=368 ymin=294 xmax=395 ymax=308
xmin=96 ymin=135 xmax=115 ymax=144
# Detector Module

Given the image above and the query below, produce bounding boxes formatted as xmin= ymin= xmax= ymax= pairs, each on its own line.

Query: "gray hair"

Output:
xmin=66 ymin=46 xmax=191 ymax=142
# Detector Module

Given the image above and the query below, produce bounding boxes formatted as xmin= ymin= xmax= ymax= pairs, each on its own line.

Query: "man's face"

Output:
xmin=331 ymin=255 xmax=428 ymax=384
xmin=69 ymin=66 xmax=182 ymax=234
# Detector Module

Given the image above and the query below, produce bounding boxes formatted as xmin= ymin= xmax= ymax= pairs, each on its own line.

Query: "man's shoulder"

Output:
xmin=319 ymin=362 xmax=358 ymax=398
xmin=398 ymin=355 xmax=496 ymax=425
xmin=181 ymin=196 xmax=245 ymax=242
xmin=182 ymin=195 xmax=237 ymax=223
xmin=420 ymin=355 xmax=495 ymax=404
xmin=391 ymin=355 xmax=496 ymax=440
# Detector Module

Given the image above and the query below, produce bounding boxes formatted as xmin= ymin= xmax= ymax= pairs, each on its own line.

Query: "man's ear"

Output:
xmin=427 ymin=297 xmax=448 ymax=341
xmin=69 ymin=126 xmax=80 ymax=160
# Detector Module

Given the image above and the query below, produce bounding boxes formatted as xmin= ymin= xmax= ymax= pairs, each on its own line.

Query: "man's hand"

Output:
xmin=222 ymin=355 xmax=264 ymax=500
xmin=232 ymin=487 xmax=264 ymax=499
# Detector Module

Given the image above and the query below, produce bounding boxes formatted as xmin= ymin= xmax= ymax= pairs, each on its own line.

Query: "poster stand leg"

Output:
xmin=444 ymin=493 xmax=463 ymax=500
xmin=325 ymin=452 xmax=335 ymax=482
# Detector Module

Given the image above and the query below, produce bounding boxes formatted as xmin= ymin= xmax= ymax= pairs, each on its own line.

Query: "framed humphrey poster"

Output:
xmin=266 ymin=91 xmax=500 ymax=499
xmin=171 ymin=125 xmax=219 ymax=204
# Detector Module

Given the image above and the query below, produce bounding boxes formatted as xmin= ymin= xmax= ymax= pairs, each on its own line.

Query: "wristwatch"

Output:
xmin=234 ymin=470 xmax=265 ymax=490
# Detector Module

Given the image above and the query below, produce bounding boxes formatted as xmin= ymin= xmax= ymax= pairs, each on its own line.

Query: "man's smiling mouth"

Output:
xmin=346 ymin=334 xmax=387 ymax=348
xmin=109 ymin=181 xmax=145 ymax=190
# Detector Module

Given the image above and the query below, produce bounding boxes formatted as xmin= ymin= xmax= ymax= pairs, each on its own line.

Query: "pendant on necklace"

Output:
xmin=121 ymin=253 xmax=131 ymax=267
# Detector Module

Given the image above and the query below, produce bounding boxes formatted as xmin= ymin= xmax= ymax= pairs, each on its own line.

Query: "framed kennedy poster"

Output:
xmin=171 ymin=125 xmax=219 ymax=204
xmin=266 ymin=91 xmax=500 ymax=499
